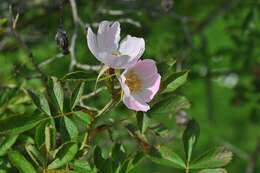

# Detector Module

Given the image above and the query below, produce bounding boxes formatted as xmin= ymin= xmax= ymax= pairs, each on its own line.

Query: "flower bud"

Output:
xmin=55 ymin=28 xmax=69 ymax=55
xmin=176 ymin=111 xmax=189 ymax=126
xmin=161 ymin=0 xmax=174 ymax=12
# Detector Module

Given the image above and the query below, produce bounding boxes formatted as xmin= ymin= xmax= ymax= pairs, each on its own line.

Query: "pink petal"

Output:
xmin=119 ymin=35 xmax=145 ymax=62
xmin=123 ymin=94 xmax=150 ymax=112
xmin=99 ymin=53 xmax=133 ymax=69
xmin=142 ymin=74 xmax=161 ymax=101
xmin=143 ymin=73 xmax=161 ymax=89
xmin=87 ymin=27 xmax=98 ymax=57
xmin=97 ymin=21 xmax=120 ymax=53
xmin=131 ymin=59 xmax=158 ymax=79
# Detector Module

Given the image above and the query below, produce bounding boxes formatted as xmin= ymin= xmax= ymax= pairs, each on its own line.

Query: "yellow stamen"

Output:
xmin=125 ymin=70 xmax=143 ymax=93
xmin=112 ymin=51 xmax=121 ymax=56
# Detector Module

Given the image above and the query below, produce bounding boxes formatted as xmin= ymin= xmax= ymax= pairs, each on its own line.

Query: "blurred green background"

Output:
xmin=0 ymin=0 xmax=260 ymax=172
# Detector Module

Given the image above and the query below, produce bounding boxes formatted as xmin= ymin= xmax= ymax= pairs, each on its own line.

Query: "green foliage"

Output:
xmin=1 ymin=0 xmax=259 ymax=172
xmin=48 ymin=142 xmax=78 ymax=169
xmin=8 ymin=150 xmax=37 ymax=173
xmin=0 ymin=135 xmax=18 ymax=156
xmin=0 ymin=113 xmax=46 ymax=135
xmin=147 ymin=146 xmax=186 ymax=169
xmin=183 ymin=119 xmax=200 ymax=162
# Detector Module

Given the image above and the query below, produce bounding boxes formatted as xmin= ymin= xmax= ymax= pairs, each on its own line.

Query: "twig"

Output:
xmin=75 ymin=63 xmax=101 ymax=71
xmin=81 ymin=87 xmax=106 ymax=100
xmin=39 ymin=53 xmax=64 ymax=67
xmin=68 ymin=0 xmax=85 ymax=29
xmin=9 ymin=6 xmax=46 ymax=81
xmin=69 ymin=26 xmax=78 ymax=71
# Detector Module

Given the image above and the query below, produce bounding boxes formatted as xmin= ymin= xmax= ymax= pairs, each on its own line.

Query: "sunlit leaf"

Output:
xmin=190 ymin=147 xmax=233 ymax=169
xmin=0 ymin=113 xmax=46 ymax=135
xmin=147 ymin=146 xmax=186 ymax=169
xmin=161 ymin=71 xmax=189 ymax=93
xmin=198 ymin=168 xmax=228 ymax=173
xmin=0 ymin=18 xmax=7 ymax=25
xmin=35 ymin=121 xmax=46 ymax=148
xmin=148 ymin=95 xmax=190 ymax=117
xmin=27 ymin=89 xmax=51 ymax=115
xmin=48 ymin=142 xmax=78 ymax=169
xmin=25 ymin=144 xmax=45 ymax=166
xmin=45 ymin=123 xmax=57 ymax=153
xmin=70 ymin=160 xmax=93 ymax=173
xmin=70 ymin=82 xmax=85 ymax=110
xmin=0 ymin=135 xmax=18 ymax=156
xmin=64 ymin=116 xmax=79 ymax=140
xmin=73 ymin=111 xmax=92 ymax=125
xmin=47 ymin=77 xmax=64 ymax=113
xmin=8 ymin=150 xmax=37 ymax=173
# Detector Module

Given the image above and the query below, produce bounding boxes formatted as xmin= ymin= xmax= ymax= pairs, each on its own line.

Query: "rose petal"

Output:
xmin=98 ymin=53 xmax=133 ymax=69
xmin=97 ymin=21 xmax=120 ymax=54
xmin=131 ymin=59 xmax=158 ymax=79
xmin=87 ymin=27 xmax=98 ymax=57
xmin=143 ymin=73 xmax=161 ymax=89
xmin=119 ymin=35 xmax=145 ymax=63
xmin=123 ymin=94 xmax=150 ymax=112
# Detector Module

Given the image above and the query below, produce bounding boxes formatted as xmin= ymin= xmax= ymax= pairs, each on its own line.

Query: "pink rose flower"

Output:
xmin=87 ymin=21 xmax=145 ymax=69
xmin=119 ymin=59 xmax=161 ymax=112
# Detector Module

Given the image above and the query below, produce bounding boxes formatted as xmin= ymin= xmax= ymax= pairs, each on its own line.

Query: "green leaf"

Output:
xmin=47 ymin=77 xmax=64 ymax=113
xmin=117 ymin=152 xmax=144 ymax=173
xmin=48 ymin=142 xmax=78 ymax=169
xmin=112 ymin=143 xmax=126 ymax=165
xmin=183 ymin=119 xmax=200 ymax=162
xmin=102 ymin=159 xmax=113 ymax=173
xmin=161 ymin=71 xmax=188 ymax=93
xmin=148 ymin=95 xmax=190 ymax=117
xmin=45 ymin=123 xmax=57 ymax=152
xmin=0 ymin=18 xmax=7 ymax=25
xmin=147 ymin=146 xmax=186 ymax=169
xmin=74 ymin=111 xmax=92 ymax=125
xmin=198 ymin=168 xmax=228 ymax=173
xmin=70 ymin=160 xmax=93 ymax=173
xmin=190 ymin=147 xmax=233 ymax=169
xmin=242 ymin=7 xmax=257 ymax=35
xmin=27 ymin=89 xmax=51 ymax=115
xmin=136 ymin=112 xmax=150 ymax=134
xmin=8 ymin=150 xmax=37 ymax=173
xmin=35 ymin=121 xmax=46 ymax=148
xmin=94 ymin=145 xmax=106 ymax=170
xmin=25 ymin=144 xmax=45 ymax=166
xmin=0 ymin=135 xmax=18 ymax=156
xmin=0 ymin=114 xmax=46 ymax=135
xmin=64 ymin=116 xmax=79 ymax=140
xmin=70 ymin=82 xmax=85 ymax=110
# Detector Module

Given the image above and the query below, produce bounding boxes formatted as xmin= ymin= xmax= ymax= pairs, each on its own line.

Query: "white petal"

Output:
xmin=97 ymin=21 xmax=120 ymax=54
xmin=98 ymin=53 xmax=133 ymax=69
xmin=87 ymin=27 xmax=98 ymax=57
xmin=132 ymin=59 xmax=158 ymax=80
xmin=123 ymin=94 xmax=150 ymax=112
xmin=119 ymin=35 xmax=145 ymax=61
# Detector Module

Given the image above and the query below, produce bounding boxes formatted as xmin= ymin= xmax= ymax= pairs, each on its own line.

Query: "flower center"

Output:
xmin=111 ymin=51 xmax=121 ymax=56
xmin=125 ymin=70 xmax=143 ymax=93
